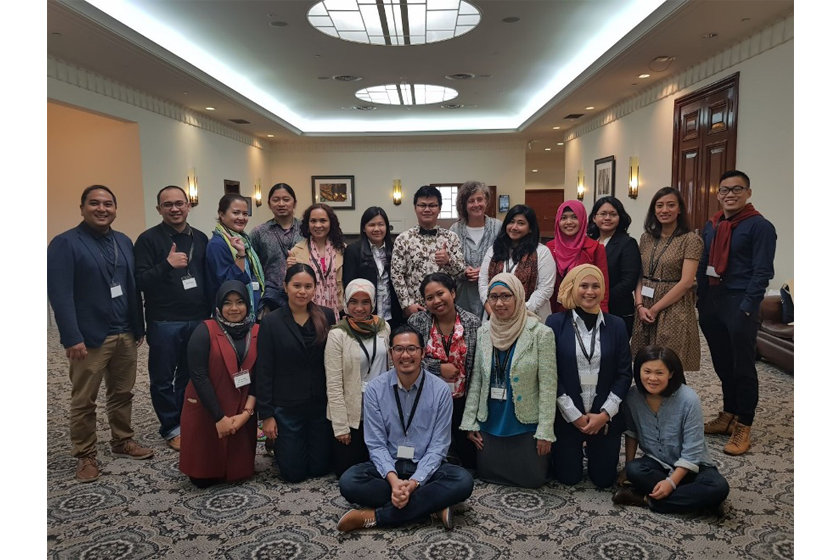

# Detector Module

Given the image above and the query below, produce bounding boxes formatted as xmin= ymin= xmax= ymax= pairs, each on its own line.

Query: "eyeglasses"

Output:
xmin=415 ymin=203 xmax=440 ymax=210
xmin=718 ymin=186 xmax=747 ymax=195
xmin=595 ymin=212 xmax=619 ymax=219
xmin=392 ymin=345 xmax=421 ymax=355
xmin=488 ymin=293 xmax=514 ymax=303
xmin=161 ymin=201 xmax=188 ymax=209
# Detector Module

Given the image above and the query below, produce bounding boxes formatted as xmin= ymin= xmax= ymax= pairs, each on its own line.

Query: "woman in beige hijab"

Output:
xmin=459 ymin=273 xmax=557 ymax=488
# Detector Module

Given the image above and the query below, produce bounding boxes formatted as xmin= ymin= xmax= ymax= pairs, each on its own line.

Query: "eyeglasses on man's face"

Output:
xmin=718 ymin=186 xmax=747 ymax=195
xmin=392 ymin=345 xmax=421 ymax=355
xmin=595 ymin=212 xmax=618 ymax=219
xmin=488 ymin=293 xmax=514 ymax=303
xmin=415 ymin=203 xmax=440 ymax=210
xmin=161 ymin=201 xmax=188 ymax=209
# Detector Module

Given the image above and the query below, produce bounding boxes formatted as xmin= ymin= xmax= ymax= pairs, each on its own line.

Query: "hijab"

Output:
xmin=214 ymin=280 xmax=253 ymax=339
xmin=551 ymin=200 xmax=589 ymax=275
xmin=556 ymin=264 xmax=605 ymax=311
xmin=487 ymin=272 xmax=539 ymax=351
xmin=334 ymin=278 xmax=386 ymax=339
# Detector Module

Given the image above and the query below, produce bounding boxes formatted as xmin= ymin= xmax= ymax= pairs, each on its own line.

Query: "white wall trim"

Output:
xmin=47 ymin=55 xmax=269 ymax=151
xmin=565 ymin=14 xmax=794 ymax=142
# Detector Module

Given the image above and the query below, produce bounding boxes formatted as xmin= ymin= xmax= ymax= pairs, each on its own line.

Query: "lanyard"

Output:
xmin=435 ymin=320 xmax=455 ymax=358
xmin=97 ymin=235 xmax=119 ymax=283
xmin=492 ymin=347 xmax=513 ymax=387
xmin=647 ymin=235 xmax=675 ymax=278
xmin=505 ymin=259 xmax=515 ymax=273
xmin=350 ymin=328 xmax=378 ymax=376
xmin=309 ymin=251 xmax=333 ymax=283
xmin=393 ymin=372 xmax=426 ymax=437
xmin=571 ymin=313 xmax=598 ymax=364
xmin=271 ymin=222 xmax=297 ymax=254
xmin=221 ymin=325 xmax=252 ymax=368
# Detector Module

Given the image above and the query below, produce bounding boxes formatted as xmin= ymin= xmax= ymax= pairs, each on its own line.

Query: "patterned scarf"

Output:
xmin=488 ymin=250 xmax=539 ymax=299
xmin=309 ymin=239 xmax=341 ymax=317
xmin=334 ymin=315 xmax=386 ymax=340
xmin=214 ymin=223 xmax=265 ymax=319
xmin=453 ymin=216 xmax=499 ymax=268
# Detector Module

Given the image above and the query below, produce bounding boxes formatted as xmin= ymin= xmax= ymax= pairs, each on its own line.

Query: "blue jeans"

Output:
xmin=273 ymin=403 xmax=333 ymax=483
xmin=626 ymin=455 xmax=730 ymax=514
xmin=146 ymin=320 xmax=202 ymax=440
xmin=339 ymin=460 xmax=474 ymax=528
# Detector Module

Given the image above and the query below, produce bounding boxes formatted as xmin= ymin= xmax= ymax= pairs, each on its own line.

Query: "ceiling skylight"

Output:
xmin=307 ymin=0 xmax=481 ymax=46
xmin=356 ymin=84 xmax=458 ymax=105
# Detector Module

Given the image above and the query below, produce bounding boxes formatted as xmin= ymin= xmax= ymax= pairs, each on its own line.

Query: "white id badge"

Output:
xmin=490 ymin=387 xmax=507 ymax=400
xmin=233 ymin=369 xmax=251 ymax=388
xmin=110 ymin=283 xmax=123 ymax=298
xmin=251 ymin=281 xmax=261 ymax=291
xmin=446 ymin=381 xmax=456 ymax=393
xmin=182 ymin=276 xmax=197 ymax=290
xmin=580 ymin=374 xmax=599 ymax=386
xmin=397 ymin=445 xmax=415 ymax=460
xmin=641 ymin=285 xmax=655 ymax=298
xmin=361 ymin=381 xmax=369 ymax=393
xmin=706 ymin=265 xmax=720 ymax=278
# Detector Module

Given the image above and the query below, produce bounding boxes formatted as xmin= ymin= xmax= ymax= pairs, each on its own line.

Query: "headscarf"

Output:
xmin=551 ymin=200 xmax=589 ymax=276
xmin=214 ymin=280 xmax=253 ymax=339
xmin=487 ymin=272 xmax=539 ymax=351
xmin=556 ymin=264 xmax=605 ymax=311
xmin=334 ymin=278 xmax=386 ymax=339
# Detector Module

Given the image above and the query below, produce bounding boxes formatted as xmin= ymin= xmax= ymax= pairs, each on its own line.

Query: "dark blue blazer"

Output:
xmin=545 ymin=310 xmax=632 ymax=430
xmin=47 ymin=223 xmax=144 ymax=349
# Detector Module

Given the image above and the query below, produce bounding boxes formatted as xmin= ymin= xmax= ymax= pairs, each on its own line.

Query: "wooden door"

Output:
xmin=525 ymin=188 xmax=565 ymax=240
xmin=485 ymin=185 xmax=497 ymax=218
xmin=672 ymin=73 xmax=739 ymax=232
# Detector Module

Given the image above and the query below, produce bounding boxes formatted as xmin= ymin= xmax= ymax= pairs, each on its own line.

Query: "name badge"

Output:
xmin=110 ymin=283 xmax=123 ymax=298
xmin=251 ymin=281 xmax=261 ymax=292
xmin=182 ymin=276 xmax=197 ymax=290
xmin=397 ymin=445 xmax=415 ymax=460
xmin=490 ymin=387 xmax=507 ymax=401
xmin=446 ymin=381 xmax=456 ymax=393
xmin=580 ymin=373 xmax=599 ymax=387
xmin=641 ymin=285 xmax=655 ymax=298
xmin=361 ymin=380 xmax=369 ymax=393
xmin=233 ymin=369 xmax=251 ymax=388
xmin=706 ymin=265 xmax=720 ymax=278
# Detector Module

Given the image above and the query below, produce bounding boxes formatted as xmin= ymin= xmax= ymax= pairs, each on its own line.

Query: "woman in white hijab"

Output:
xmin=459 ymin=273 xmax=557 ymax=488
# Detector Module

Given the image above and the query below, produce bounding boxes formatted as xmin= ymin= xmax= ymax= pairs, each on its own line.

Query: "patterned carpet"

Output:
xmin=46 ymin=321 xmax=794 ymax=559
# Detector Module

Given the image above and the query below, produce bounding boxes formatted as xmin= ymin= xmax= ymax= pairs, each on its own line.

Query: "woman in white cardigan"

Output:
xmin=324 ymin=279 xmax=391 ymax=477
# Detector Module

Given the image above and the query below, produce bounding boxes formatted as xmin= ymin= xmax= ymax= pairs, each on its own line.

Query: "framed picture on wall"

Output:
xmin=312 ymin=175 xmax=355 ymax=210
xmin=242 ymin=196 xmax=253 ymax=216
xmin=594 ymin=156 xmax=615 ymax=203
xmin=498 ymin=194 xmax=510 ymax=213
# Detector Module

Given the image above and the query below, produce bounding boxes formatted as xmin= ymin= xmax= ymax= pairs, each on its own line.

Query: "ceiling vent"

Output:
xmin=445 ymin=73 xmax=475 ymax=81
xmin=229 ymin=118 xmax=251 ymax=124
xmin=352 ymin=106 xmax=377 ymax=111
xmin=333 ymin=75 xmax=362 ymax=82
xmin=564 ymin=113 xmax=584 ymax=119
xmin=442 ymin=104 xmax=464 ymax=109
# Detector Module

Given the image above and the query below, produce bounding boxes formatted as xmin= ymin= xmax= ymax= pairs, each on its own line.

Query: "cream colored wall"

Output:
xmin=565 ymin=40 xmax=793 ymax=288
xmin=47 ymin=102 xmax=146 ymax=241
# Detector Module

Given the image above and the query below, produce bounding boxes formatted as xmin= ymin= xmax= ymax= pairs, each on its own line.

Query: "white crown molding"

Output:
xmin=564 ymin=14 xmax=794 ymax=142
xmin=275 ymin=139 xmax=527 ymax=153
xmin=47 ymin=55 xmax=269 ymax=151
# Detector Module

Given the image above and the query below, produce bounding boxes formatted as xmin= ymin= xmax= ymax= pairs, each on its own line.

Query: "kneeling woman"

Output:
xmin=546 ymin=264 xmax=632 ymax=488
xmin=256 ymin=264 xmax=337 ymax=482
xmin=460 ymin=273 xmax=557 ymax=488
xmin=180 ymin=281 xmax=259 ymax=487
xmin=613 ymin=345 xmax=729 ymax=513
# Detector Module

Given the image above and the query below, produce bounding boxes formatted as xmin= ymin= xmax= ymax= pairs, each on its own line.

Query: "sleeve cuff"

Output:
xmin=557 ymin=395 xmax=582 ymax=423
xmin=674 ymin=459 xmax=700 ymax=473
xmin=601 ymin=392 xmax=623 ymax=419
xmin=623 ymin=429 xmax=638 ymax=439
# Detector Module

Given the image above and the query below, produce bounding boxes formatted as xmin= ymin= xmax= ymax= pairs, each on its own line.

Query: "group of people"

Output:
xmin=47 ymin=169 xmax=775 ymax=531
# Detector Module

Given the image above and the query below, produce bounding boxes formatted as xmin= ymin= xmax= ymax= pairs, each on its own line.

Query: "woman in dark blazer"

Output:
xmin=256 ymin=263 xmax=337 ymax=483
xmin=342 ymin=207 xmax=404 ymax=329
xmin=546 ymin=264 xmax=632 ymax=489
xmin=587 ymin=196 xmax=642 ymax=338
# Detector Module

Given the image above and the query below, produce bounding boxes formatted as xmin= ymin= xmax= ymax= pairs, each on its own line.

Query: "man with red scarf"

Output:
xmin=697 ymin=170 xmax=776 ymax=456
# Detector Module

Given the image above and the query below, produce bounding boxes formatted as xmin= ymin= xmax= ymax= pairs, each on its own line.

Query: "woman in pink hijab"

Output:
xmin=546 ymin=200 xmax=609 ymax=314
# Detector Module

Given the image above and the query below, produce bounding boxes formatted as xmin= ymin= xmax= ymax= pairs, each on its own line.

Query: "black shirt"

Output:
xmin=80 ymin=222 xmax=130 ymax=335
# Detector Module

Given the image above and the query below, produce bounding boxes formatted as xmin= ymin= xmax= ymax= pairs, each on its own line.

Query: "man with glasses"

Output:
xmin=391 ymin=185 xmax=466 ymax=317
xmin=337 ymin=324 xmax=474 ymax=532
xmin=697 ymin=170 xmax=776 ymax=456
xmin=134 ymin=186 xmax=210 ymax=451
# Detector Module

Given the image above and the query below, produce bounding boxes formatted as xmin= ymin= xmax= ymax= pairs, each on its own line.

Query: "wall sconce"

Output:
xmin=628 ymin=157 xmax=640 ymax=199
xmin=576 ymin=170 xmax=585 ymax=200
xmin=187 ymin=168 xmax=198 ymax=207
xmin=254 ymin=178 xmax=262 ymax=207
xmin=392 ymin=179 xmax=403 ymax=205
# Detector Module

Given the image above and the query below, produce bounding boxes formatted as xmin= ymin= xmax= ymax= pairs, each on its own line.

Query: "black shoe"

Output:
xmin=612 ymin=487 xmax=647 ymax=508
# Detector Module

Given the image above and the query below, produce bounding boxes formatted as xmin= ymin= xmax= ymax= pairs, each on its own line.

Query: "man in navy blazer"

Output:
xmin=47 ymin=185 xmax=154 ymax=483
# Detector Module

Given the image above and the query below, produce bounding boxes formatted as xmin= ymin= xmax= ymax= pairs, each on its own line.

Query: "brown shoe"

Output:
xmin=431 ymin=506 xmax=453 ymax=530
xmin=612 ymin=487 xmax=647 ymax=507
xmin=167 ymin=436 xmax=181 ymax=451
xmin=723 ymin=422 xmax=752 ymax=455
xmin=704 ymin=411 xmax=737 ymax=435
xmin=112 ymin=439 xmax=155 ymax=460
xmin=337 ymin=508 xmax=377 ymax=532
xmin=75 ymin=456 xmax=100 ymax=483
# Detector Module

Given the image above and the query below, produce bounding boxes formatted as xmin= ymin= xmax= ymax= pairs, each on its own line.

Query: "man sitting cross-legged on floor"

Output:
xmin=338 ymin=324 xmax=474 ymax=532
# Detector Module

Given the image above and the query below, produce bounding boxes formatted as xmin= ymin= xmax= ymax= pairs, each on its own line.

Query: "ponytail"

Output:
xmin=308 ymin=302 xmax=328 ymax=344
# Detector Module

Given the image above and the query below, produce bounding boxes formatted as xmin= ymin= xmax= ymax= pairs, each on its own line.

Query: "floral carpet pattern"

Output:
xmin=46 ymin=322 xmax=793 ymax=559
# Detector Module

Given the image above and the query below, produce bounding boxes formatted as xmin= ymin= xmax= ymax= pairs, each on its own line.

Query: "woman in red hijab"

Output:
xmin=546 ymin=200 xmax=609 ymax=314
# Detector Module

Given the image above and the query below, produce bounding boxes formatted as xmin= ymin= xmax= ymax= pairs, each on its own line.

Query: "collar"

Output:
xmin=390 ymin=368 xmax=426 ymax=391
xmin=417 ymin=226 xmax=438 ymax=236
xmin=572 ymin=309 xmax=606 ymax=328
xmin=270 ymin=217 xmax=298 ymax=230
xmin=369 ymin=240 xmax=386 ymax=253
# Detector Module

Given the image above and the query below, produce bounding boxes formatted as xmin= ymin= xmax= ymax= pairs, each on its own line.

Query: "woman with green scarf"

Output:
xmin=206 ymin=194 xmax=266 ymax=320
xmin=325 ymin=278 xmax=390 ymax=477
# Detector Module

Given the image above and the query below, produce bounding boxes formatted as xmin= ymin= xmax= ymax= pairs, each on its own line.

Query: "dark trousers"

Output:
xmin=273 ymin=402 xmax=333 ymax=483
xmin=698 ymin=288 xmax=761 ymax=425
xmin=621 ymin=315 xmax=634 ymax=341
xmin=146 ymin=319 xmax=202 ymax=440
xmin=332 ymin=426 xmax=370 ymax=478
xmin=626 ymin=456 xmax=729 ymax=514
xmin=339 ymin=460 xmax=474 ymax=528
xmin=450 ymin=396 xmax=476 ymax=469
xmin=552 ymin=417 xmax=622 ymax=488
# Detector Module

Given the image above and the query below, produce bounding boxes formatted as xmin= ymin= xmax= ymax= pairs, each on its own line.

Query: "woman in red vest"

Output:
xmin=180 ymin=280 xmax=258 ymax=487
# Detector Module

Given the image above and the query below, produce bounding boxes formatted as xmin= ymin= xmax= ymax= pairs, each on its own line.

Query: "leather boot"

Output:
xmin=704 ymin=411 xmax=737 ymax=435
xmin=723 ymin=422 xmax=752 ymax=455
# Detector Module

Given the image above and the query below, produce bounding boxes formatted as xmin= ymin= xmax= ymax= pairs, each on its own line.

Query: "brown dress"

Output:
xmin=631 ymin=232 xmax=703 ymax=371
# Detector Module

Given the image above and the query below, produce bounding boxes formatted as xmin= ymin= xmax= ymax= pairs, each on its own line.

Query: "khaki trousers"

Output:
xmin=68 ymin=333 xmax=137 ymax=457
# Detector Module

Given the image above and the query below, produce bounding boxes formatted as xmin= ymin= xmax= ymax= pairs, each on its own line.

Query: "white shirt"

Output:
xmin=466 ymin=226 xmax=485 ymax=245
xmin=360 ymin=335 xmax=389 ymax=389
xmin=478 ymin=243 xmax=557 ymax=321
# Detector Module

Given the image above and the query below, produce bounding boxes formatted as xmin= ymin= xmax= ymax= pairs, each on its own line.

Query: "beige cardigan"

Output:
xmin=288 ymin=239 xmax=345 ymax=309
xmin=324 ymin=323 xmax=391 ymax=437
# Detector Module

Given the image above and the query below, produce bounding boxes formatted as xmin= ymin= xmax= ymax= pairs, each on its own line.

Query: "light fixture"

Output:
xmin=307 ymin=0 xmax=481 ymax=46
xmin=267 ymin=134 xmax=274 ymax=138
xmin=205 ymin=107 xmax=215 ymax=111
xmin=356 ymin=84 xmax=458 ymax=106
xmin=545 ymin=148 xmax=551 ymax=151
xmin=392 ymin=179 xmax=402 ymax=205
xmin=629 ymin=156 xmax=640 ymax=199
xmin=552 ymin=126 xmax=560 ymax=130
xmin=187 ymin=168 xmax=198 ymax=207
xmin=532 ymin=169 xmax=538 ymax=173
xmin=577 ymin=170 xmax=585 ymax=200
xmin=585 ymin=106 xmax=595 ymax=110
xmin=638 ymin=73 xmax=650 ymax=78
xmin=254 ymin=178 xmax=262 ymax=207
xmin=557 ymin=142 xmax=564 ymax=146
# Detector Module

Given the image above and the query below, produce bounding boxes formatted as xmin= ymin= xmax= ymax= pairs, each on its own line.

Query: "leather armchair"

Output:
xmin=755 ymin=295 xmax=793 ymax=373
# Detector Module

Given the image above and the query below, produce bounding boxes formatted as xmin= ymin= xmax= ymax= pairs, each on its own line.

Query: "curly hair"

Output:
xmin=455 ymin=181 xmax=491 ymax=222
xmin=300 ymin=203 xmax=345 ymax=253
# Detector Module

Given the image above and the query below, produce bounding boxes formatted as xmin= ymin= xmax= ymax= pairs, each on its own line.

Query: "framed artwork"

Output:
xmin=594 ymin=156 xmax=616 ymax=203
xmin=312 ymin=175 xmax=355 ymax=210
xmin=242 ymin=196 xmax=253 ymax=216
xmin=498 ymin=194 xmax=510 ymax=213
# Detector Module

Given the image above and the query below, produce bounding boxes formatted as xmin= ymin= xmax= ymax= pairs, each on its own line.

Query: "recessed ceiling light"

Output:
xmin=308 ymin=0 xmax=481 ymax=46
xmin=351 ymin=106 xmax=377 ymax=111
xmin=557 ymin=142 xmax=564 ymax=146
xmin=442 ymin=104 xmax=465 ymax=109
xmin=205 ymin=107 xmax=215 ymax=111
xmin=445 ymin=73 xmax=475 ymax=81
xmin=267 ymin=134 xmax=274 ymax=138
xmin=653 ymin=56 xmax=673 ymax=63
xmin=552 ymin=126 xmax=560 ymax=130
xmin=700 ymin=32 xmax=718 ymax=39
xmin=356 ymin=84 xmax=458 ymax=106
xmin=531 ymin=169 xmax=538 ymax=173
xmin=585 ymin=106 xmax=595 ymax=110
xmin=545 ymin=148 xmax=551 ymax=151
xmin=638 ymin=73 xmax=650 ymax=78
